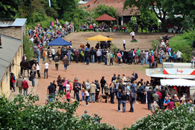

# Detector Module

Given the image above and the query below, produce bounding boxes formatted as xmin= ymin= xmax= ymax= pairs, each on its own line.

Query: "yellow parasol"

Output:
xmin=86 ymin=34 xmax=113 ymax=41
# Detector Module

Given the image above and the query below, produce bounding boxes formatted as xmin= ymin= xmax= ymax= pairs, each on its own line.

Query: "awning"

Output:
xmin=160 ymin=79 xmax=195 ymax=87
xmin=48 ymin=37 xmax=72 ymax=46
xmin=86 ymin=34 xmax=113 ymax=41
xmin=149 ymin=74 xmax=195 ymax=79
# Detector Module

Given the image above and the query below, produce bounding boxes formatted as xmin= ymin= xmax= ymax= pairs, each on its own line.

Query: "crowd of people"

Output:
xmin=47 ymin=72 xmax=140 ymax=112
xmin=46 ymin=72 xmax=195 ymax=113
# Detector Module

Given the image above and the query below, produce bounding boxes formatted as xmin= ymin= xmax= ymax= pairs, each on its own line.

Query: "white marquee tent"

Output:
xmin=160 ymin=79 xmax=195 ymax=87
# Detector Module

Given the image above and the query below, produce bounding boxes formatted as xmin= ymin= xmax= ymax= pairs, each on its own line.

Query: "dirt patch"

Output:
xmin=64 ymin=32 xmax=172 ymax=50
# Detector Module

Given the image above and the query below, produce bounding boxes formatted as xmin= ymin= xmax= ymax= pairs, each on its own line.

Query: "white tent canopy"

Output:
xmin=160 ymin=79 xmax=195 ymax=87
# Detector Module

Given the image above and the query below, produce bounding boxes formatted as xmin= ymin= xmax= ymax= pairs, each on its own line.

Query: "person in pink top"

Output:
xmin=66 ymin=90 xmax=70 ymax=102
xmin=63 ymin=78 xmax=67 ymax=92
xmin=117 ymin=52 xmax=122 ymax=66
xmin=157 ymin=89 xmax=162 ymax=109
xmin=167 ymin=98 xmax=175 ymax=110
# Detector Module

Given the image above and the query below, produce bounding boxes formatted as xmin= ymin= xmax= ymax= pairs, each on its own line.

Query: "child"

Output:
xmin=83 ymin=89 xmax=89 ymax=106
xmin=66 ymin=90 xmax=70 ymax=102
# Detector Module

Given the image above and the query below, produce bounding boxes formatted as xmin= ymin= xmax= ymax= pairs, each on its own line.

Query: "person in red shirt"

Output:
xmin=10 ymin=73 xmax=16 ymax=92
xmin=157 ymin=90 xmax=162 ymax=109
xmin=167 ymin=98 xmax=175 ymax=110
xmin=148 ymin=53 xmax=154 ymax=68
xmin=22 ymin=78 xmax=29 ymax=96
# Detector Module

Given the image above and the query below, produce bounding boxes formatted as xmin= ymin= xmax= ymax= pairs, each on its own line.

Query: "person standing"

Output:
xmin=121 ymin=91 xmax=127 ymax=112
xmin=22 ymin=78 xmax=29 ymax=96
xmin=106 ymin=51 xmax=111 ymax=66
xmin=134 ymin=50 xmax=138 ymax=64
xmin=84 ymin=89 xmax=89 ymax=106
xmin=152 ymin=90 xmax=159 ymax=104
xmin=36 ymin=63 xmax=40 ymax=78
xmin=85 ymin=48 xmax=90 ymax=65
xmin=63 ymin=55 xmax=69 ymax=71
xmin=95 ymin=80 xmax=100 ymax=101
xmin=42 ymin=49 xmax=47 ymax=62
xmin=130 ymin=31 xmax=135 ymax=40
xmin=10 ymin=73 xmax=16 ymax=92
xmin=123 ymin=39 xmax=126 ymax=50
xmin=74 ymin=82 xmax=81 ymax=102
xmin=100 ymin=76 xmax=106 ymax=94
xmin=57 ymin=47 xmax=61 ymax=60
xmin=148 ymin=53 xmax=154 ymax=68
xmin=140 ymin=50 xmax=145 ymax=65
xmin=54 ymin=56 xmax=59 ymax=71
xmin=147 ymin=87 xmax=153 ymax=110
xmin=110 ymin=83 xmax=115 ymax=104
xmin=74 ymin=48 xmax=79 ymax=63
xmin=51 ymin=47 xmax=55 ymax=61
xmin=44 ymin=62 xmax=49 ymax=79
xmin=104 ymin=83 xmax=109 ymax=102
xmin=96 ymin=49 xmax=102 ymax=63
xmin=90 ymin=47 xmax=96 ymax=63
xmin=157 ymin=89 xmax=162 ymax=109
xmin=30 ymin=70 xmax=35 ymax=87
xmin=129 ymin=89 xmax=135 ymax=112
xmin=90 ymin=82 xmax=96 ymax=103
xmin=47 ymin=81 xmax=56 ymax=102
xmin=117 ymin=52 xmax=122 ymax=66
xmin=117 ymin=89 xmax=122 ymax=112
xmin=16 ymin=75 xmax=24 ymax=94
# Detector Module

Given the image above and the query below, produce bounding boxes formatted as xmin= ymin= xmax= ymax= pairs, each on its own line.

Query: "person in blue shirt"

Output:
xmin=168 ymin=50 xmax=172 ymax=62
xmin=130 ymin=81 xmax=136 ymax=93
xmin=163 ymin=97 xmax=170 ymax=109
xmin=172 ymin=52 xmax=177 ymax=62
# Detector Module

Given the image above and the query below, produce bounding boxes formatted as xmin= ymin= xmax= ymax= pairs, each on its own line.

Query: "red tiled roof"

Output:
xmin=95 ymin=14 xmax=116 ymax=21
xmin=83 ymin=0 xmax=140 ymax=16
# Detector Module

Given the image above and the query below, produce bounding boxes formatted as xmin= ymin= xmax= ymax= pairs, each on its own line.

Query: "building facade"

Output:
xmin=0 ymin=18 xmax=26 ymax=97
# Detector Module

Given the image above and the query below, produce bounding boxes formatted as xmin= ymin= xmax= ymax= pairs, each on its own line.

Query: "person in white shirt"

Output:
xmin=36 ymin=63 xmax=40 ymax=78
xmin=160 ymin=40 xmax=166 ymax=48
xmin=51 ymin=47 xmax=55 ymax=61
xmin=176 ymin=50 xmax=182 ymax=62
xmin=123 ymin=39 xmax=126 ymax=50
xmin=44 ymin=62 xmax=49 ymax=79
xmin=130 ymin=31 xmax=135 ymax=40
xmin=66 ymin=80 xmax=70 ymax=91
xmin=83 ymin=89 xmax=89 ymax=106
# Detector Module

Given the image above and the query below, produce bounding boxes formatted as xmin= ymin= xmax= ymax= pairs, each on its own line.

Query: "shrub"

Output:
xmin=130 ymin=38 xmax=138 ymax=42
xmin=110 ymin=43 xmax=118 ymax=56
xmin=169 ymin=32 xmax=194 ymax=62
xmin=0 ymin=94 xmax=117 ymax=130
xmin=151 ymin=39 xmax=159 ymax=50
xmin=129 ymin=104 xmax=195 ymax=130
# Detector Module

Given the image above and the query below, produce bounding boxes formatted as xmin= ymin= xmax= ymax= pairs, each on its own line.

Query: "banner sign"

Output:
xmin=163 ymin=69 xmax=195 ymax=75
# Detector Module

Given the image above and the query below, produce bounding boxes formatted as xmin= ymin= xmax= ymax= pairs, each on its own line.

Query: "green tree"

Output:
xmin=138 ymin=10 xmax=159 ymax=32
xmin=94 ymin=5 xmax=117 ymax=19
xmin=0 ymin=0 xmax=18 ymax=18
xmin=23 ymin=35 xmax=35 ymax=61
xmin=124 ymin=0 xmax=167 ymax=32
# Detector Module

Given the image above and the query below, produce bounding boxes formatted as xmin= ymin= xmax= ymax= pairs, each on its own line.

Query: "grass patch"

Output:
xmin=130 ymin=40 xmax=138 ymax=42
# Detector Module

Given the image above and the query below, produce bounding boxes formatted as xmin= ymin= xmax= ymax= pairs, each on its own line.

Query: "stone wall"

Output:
xmin=0 ymin=26 xmax=25 ymax=40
